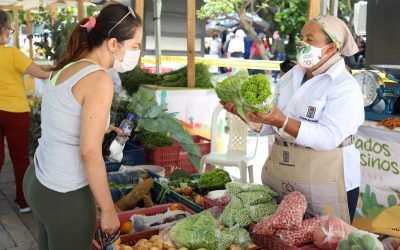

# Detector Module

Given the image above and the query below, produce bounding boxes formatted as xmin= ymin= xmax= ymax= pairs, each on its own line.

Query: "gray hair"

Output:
xmin=0 ymin=9 xmax=11 ymax=30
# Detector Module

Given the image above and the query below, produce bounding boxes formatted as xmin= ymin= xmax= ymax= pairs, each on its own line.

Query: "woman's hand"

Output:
xmin=106 ymin=124 xmax=122 ymax=134
xmin=247 ymin=106 xmax=286 ymax=128
xmin=220 ymin=101 xmax=238 ymax=116
xmin=106 ymin=124 xmax=129 ymax=141
xmin=100 ymin=209 xmax=120 ymax=234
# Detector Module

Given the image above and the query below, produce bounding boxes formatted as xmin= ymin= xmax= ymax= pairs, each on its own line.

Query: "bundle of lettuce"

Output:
xmin=215 ymin=71 xmax=273 ymax=131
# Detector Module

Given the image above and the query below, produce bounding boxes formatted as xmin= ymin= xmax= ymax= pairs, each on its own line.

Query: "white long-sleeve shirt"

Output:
xmin=262 ymin=59 xmax=365 ymax=191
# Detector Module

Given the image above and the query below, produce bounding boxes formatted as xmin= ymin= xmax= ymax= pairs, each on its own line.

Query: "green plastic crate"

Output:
xmin=153 ymin=174 xmax=203 ymax=213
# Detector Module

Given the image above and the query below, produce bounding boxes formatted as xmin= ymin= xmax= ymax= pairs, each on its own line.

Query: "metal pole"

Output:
xmin=153 ymin=0 xmax=162 ymax=74
xmin=330 ymin=0 xmax=338 ymax=17
xmin=321 ymin=0 xmax=328 ymax=16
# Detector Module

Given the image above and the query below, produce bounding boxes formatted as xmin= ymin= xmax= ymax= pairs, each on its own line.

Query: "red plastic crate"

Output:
xmin=177 ymin=135 xmax=211 ymax=174
xmin=251 ymin=233 xmax=320 ymax=250
xmin=203 ymin=196 xmax=226 ymax=211
xmin=92 ymin=203 xmax=195 ymax=250
xmin=178 ymin=151 xmax=198 ymax=174
xmin=144 ymin=144 xmax=180 ymax=173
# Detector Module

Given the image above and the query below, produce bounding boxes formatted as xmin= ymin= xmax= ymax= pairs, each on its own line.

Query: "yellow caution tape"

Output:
xmin=141 ymin=56 xmax=282 ymax=70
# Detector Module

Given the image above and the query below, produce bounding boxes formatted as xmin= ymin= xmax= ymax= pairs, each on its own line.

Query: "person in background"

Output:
xmin=223 ymin=15 xmax=364 ymax=224
xmin=227 ymin=29 xmax=246 ymax=73
xmin=271 ymin=31 xmax=287 ymax=82
xmin=0 ymin=10 xmax=50 ymax=214
xmin=222 ymin=32 xmax=234 ymax=55
xmin=279 ymin=59 xmax=297 ymax=77
xmin=23 ymin=3 xmax=142 ymax=249
xmin=249 ymin=32 xmax=270 ymax=75
xmin=208 ymin=32 xmax=222 ymax=57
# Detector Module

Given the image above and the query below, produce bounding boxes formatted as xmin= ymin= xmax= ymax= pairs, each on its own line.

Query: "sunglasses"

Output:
xmin=107 ymin=6 xmax=136 ymax=38
xmin=95 ymin=227 xmax=120 ymax=250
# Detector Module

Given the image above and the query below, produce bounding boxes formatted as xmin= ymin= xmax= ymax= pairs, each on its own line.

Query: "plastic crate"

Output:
xmin=104 ymin=142 xmax=145 ymax=172
xmin=203 ymin=196 xmax=226 ymax=211
xmin=251 ymin=233 xmax=320 ymax=250
xmin=92 ymin=203 xmax=195 ymax=250
xmin=177 ymin=151 xmax=198 ymax=174
xmin=177 ymin=135 xmax=210 ymax=174
xmin=153 ymin=178 xmax=203 ymax=213
xmin=144 ymin=144 xmax=180 ymax=174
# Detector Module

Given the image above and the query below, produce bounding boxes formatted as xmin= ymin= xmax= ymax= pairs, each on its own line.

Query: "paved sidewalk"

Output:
xmin=0 ymin=148 xmax=38 ymax=250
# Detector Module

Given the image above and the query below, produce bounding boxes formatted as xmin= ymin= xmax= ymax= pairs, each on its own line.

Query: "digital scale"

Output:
xmin=354 ymin=65 xmax=400 ymax=121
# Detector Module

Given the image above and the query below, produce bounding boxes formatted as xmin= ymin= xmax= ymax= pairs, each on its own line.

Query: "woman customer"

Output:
xmin=223 ymin=15 xmax=364 ymax=223
xmin=23 ymin=3 xmax=142 ymax=249
xmin=0 ymin=10 xmax=49 ymax=213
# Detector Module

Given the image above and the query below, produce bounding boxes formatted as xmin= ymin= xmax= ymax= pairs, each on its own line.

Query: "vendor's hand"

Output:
xmin=220 ymin=101 xmax=238 ymax=116
xmin=247 ymin=106 xmax=286 ymax=128
xmin=100 ymin=209 xmax=120 ymax=235
xmin=106 ymin=124 xmax=129 ymax=141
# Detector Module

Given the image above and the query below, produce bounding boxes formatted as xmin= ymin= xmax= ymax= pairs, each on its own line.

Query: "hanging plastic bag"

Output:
xmin=313 ymin=216 xmax=359 ymax=250
xmin=337 ymin=231 xmax=384 ymax=250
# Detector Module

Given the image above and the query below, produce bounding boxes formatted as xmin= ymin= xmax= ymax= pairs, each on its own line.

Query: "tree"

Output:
xmin=32 ymin=6 xmax=77 ymax=60
xmin=197 ymin=0 xmax=269 ymax=59
xmin=258 ymin=0 xmax=308 ymax=56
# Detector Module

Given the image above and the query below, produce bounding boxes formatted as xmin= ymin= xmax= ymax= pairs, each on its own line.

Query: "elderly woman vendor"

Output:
xmin=224 ymin=16 xmax=364 ymax=223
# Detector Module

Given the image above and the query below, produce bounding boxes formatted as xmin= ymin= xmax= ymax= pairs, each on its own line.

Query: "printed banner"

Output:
xmin=353 ymin=125 xmax=400 ymax=237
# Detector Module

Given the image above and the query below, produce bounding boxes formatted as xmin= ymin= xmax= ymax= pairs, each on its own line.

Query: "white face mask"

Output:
xmin=296 ymin=42 xmax=327 ymax=69
xmin=112 ymin=49 xmax=141 ymax=73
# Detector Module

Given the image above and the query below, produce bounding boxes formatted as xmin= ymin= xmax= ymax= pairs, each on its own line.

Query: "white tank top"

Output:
xmin=35 ymin=62 xmax=109 ymax=193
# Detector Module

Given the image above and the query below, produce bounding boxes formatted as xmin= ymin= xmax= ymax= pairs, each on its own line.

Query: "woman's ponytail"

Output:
xmin=49 ymin=3 xmax=142 ymax=72
xmin=50 ymin=18 xmax=92 ymax=71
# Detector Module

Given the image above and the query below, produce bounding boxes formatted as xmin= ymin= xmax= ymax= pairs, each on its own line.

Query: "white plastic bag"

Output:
xmin=130 ymin=209 xmax=191 ymax=232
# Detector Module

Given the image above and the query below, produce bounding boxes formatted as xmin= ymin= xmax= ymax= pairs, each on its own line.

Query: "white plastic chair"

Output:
xmin=200 ymin=104 xmax=259 ymax=183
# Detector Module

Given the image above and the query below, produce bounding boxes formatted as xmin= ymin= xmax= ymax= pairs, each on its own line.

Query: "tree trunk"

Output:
xmin=237 ymin=3 xmax=267 ymax=60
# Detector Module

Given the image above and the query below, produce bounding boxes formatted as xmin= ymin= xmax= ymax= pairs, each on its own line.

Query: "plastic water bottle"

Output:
xmin=115 ymin=113 xmax=136 ymax=145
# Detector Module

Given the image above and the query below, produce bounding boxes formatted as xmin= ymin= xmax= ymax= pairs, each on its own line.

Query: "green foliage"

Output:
xmin=240 ymin=74 xmax=272 ymax=113
xmin=215 ymin=70 xmax=248 ymax=104
xmin=120 ymin=66 xmax=162 ymax=95
xmin=160 ymin=63 xmax=213 ymax=88
xmin=198 ymin=169 xmax=231 ymax=191
xmin=127 ymin=91 xmax=201 ymax=169
xmin=196 ymin=0 xmax=237 ymax=20
xmin=140 ymin=132 xmax=174 ymax=149
xmin=33 ymin=6 xmax=77 ymax=60
xmin=169 ymin=169 xmax=192 ymax=182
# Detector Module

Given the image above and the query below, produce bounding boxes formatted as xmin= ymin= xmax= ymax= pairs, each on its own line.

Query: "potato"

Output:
xmin=145 ymin=242 xmax=153 ymax=246
xmin=149 ymin=247 xmax=159 ymax=250
xmin=136 ymin=239 xmax=149 ymax=245
xmin=247 ymin=243 xmax=258 ymax=250
xmin=149 ymin=235 xmax=160 ymax=243
xmin=152 ymin=242 xmax=163 ymax=249
xmin=120 ymin=244 xmax=134 ymax=250
xmin=115 ymin=238 xmax=122 ymax=246
xmin=178 ymin=248 xmax=188 ymax=250
xmin=167 ymin=248 xmax=177 ymax=250
xmin=163 ymin=240 xmax=176 ymax=249
xmin=230 ymin=245 xmax=242 ymax=250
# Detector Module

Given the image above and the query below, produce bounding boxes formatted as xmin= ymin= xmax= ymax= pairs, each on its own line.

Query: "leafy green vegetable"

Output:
xmin=170 ymin=210 xmax=218 ymax=250
xmin=141 ymin=132 xmax=174 ymax=149
xmin=214 ymin=70 xmax=249 ymax=118
xmin=240 ymin=74 xmax=273 ymax=113
xmin=160 ymin=63 xmax=213 ymax=88
xmin=169 ymin=169 xmax=192 ymax=182
xmin=199 ymin=169 xmax=231 ymax=191
xmin=120 ymin=66 xmax=161 ymax=95
xmin=127 ymin=91 xmax=201 ymax=169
